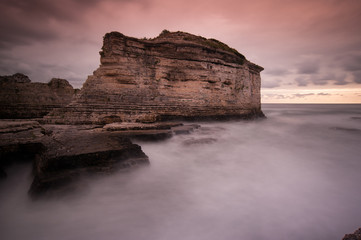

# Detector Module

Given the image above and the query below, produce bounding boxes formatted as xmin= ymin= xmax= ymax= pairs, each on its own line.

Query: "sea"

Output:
xmin=1 ymin=104 xmax=361 ymax=240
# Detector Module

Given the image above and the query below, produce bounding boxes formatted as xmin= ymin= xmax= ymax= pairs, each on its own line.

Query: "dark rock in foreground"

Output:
xmin=30 ymin=129 xmax=148 ymax=197
xmin=0 ymin=120 xmax=46 ymax=166
xmin=343 ymin=228 xmax=361 ymax=240
xmin=0 ymin=120 xmax=201 ymax=196
xmin=0 ymin=73 xmax=77 ymax=119
xmin=0 ymin=120 xmax=149 ymax=197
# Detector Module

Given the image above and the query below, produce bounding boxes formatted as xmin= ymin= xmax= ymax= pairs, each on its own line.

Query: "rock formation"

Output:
xmin=29 ymin=127 xmax=149 ymax=196
xmin=0 ymin=73 xmax=77 ymax=119
xmin=343 ymin=228 xmax=361 ymax=240
xmin=0 ymin=120 xmax=150 ymax=196
xmin=0 ymin=119 xmax=198 ymax=195
xmin=46 ymin=30 xmax=264 ymax=124
xmin=0 ymin=30 xmax=265 ymax=196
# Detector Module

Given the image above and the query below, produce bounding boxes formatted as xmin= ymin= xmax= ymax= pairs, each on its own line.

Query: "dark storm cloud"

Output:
xmin=328 ymin=53 xmax=361 ymax=84
xmin=264 ymin=68 xmax=290 ymax=76
xmin=0 ymin=19 xmax=58 ymax=48
xmin=291 ymin=52 xmax=361 ymax=87
xmin=334 ymin=75 xmax=348 ymax=85
xmin=0 ymin=0 xmax=112 ymax=48
xmin=297 ymin=61 xmax=320 ymax=74
xmin=0 ymin=53 xmax=31 ymax=75
xmin=295 ymin=77 xmax=308 ymax=87
xmin=0 ymin=0 xmax=149 ymax=48
xmin=0 ymin=0 xmax=82 ymax=48
xmin=353 ymin=71 xmax=361 ymax=84
xmin=311 ymin=73 xmax=339 ymax=86
xmin=340 ymin=54 xmax=361 ymax=72
xmin=295 ymin=72 xmax=349 ymax=87
xmin=336 ymin=54 xmax=361 ymax=84
xmin=262 ymin=79 xmax=281 ymax=88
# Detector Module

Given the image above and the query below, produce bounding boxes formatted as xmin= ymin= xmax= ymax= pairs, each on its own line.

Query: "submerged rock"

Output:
xmin=182 ymin=137 xmax=217 ymax=146
xmin=45 ymin=30 xmax=264 ymax=124
xmin=172 ymin=124 xmax=201 ymax=135
xmin=330 ymin=127 xmax=361 ymax=133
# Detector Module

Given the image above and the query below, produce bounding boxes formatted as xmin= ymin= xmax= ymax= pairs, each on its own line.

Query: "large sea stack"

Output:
xmin=46 ymin=30 xmax=264 ymax=124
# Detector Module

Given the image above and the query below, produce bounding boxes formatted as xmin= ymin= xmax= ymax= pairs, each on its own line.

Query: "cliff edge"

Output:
xmin=46 ymin=30 xmax=264 ymax=124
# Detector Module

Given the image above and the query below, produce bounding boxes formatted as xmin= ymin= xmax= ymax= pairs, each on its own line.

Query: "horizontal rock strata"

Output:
xmin=46 ymin=30 xmax=264 ymax=124
xmin=104 ymin=122 xmax=200 ymax=141
xmin=0 ymin=73 xmax=77 ymax=119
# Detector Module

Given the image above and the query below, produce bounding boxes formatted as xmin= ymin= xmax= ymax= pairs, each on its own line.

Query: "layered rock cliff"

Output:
xmin=0 ymin=74 xmax=77 ymax=119
xmin=46 ymin=30 xmax=264 ymax=124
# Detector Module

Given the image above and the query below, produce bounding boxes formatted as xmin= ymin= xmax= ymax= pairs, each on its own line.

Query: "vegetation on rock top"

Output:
xmin=156 ymin=30 xmax=245 ymax=60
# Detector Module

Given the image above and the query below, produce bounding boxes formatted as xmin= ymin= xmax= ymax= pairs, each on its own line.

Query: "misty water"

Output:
xmin=1 ymin=104 xmax=361 ymax=240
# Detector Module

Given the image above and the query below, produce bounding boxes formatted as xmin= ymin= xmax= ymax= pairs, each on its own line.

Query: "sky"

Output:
xmin=0 ymin=0 xmax=361 ymax=103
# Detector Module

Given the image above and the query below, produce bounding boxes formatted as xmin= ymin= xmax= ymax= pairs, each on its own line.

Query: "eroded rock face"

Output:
xmin=46 ymin=30 xmax=264 ymax=124
xmin=0 ymin=74 xmax=77 ymax=119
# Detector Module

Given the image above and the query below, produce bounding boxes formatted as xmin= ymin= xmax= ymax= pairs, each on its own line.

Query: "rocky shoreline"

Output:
xmin=0 ymin=119 xmax=200 ymax=197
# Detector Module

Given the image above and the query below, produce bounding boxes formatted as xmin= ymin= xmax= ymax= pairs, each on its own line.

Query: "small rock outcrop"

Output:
xmin=46 ymin=30 xmax=264 ymax=124
xmin=343 ymin=228 xmax=361 ymax=240
xmin=0 ymin=74 xmax=77 ymax=119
